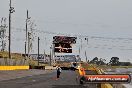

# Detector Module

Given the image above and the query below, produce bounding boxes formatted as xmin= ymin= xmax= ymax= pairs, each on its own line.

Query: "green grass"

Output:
xmin=111 ymin=66 xmax=132 ymax=68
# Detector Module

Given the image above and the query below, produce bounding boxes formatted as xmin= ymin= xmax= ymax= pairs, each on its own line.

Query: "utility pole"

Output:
xmin=52 ymin=43 xmax=55 ymax=65
xmin=78 ymin=46 xmax=81 ymax=61
xmin=78 ymin=38 xmax=82 ymax=61
xmin=26 ymin=10 xmax=29 ymax=42
xmin=80 ymin=38 xmax=82 ymax=60
xmin=27 ymin=32 xmax=31 ymax=58
xmin=49 ymin=46 xmax=52 ymax=66
xmin=38 ymin=37 xmax=40 ymax=66
xmin=9 ymin=0 xmax=15 ymax=59
xmin=23 ymin=41 xmax=26 ymax=65
xmin=43 ymin=49 xmax=46 ymax=63
xmin=81 ymin=38 xmax=82 ymax=50
xmin=85 ymin=50 xmax=87 ymax=62
xmin=85 ymin=38 xmax=88 ymax=45
xmin=25 ymin=10 xmax=28 ymax=58
xmin=25 ymin=42 xmax=26 ymax=58
xmin=51 ymin=44 xmax=54 ymax=64
xmin=85 ymin=37 xmax=88 ymax=62
xmin=25 ymin=10 xmax=30 ymax=60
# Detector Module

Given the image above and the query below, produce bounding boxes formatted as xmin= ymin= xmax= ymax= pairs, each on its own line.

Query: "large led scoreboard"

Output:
xmin=53 ymin=36 xmax=77 ymax=53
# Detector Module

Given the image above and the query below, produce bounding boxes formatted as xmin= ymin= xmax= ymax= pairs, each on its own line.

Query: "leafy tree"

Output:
xmin=96 ymin=58 xmax=106 ymax=65
xmin=90 ymin=57 xmax=106 ymax=65
xmin=109 ymin=57 xmax=120 ymax=66
xmin=90 ymin=57 xmax=98 ymax=64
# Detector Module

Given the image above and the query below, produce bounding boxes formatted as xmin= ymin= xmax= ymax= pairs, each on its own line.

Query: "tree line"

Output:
xmin=89 ymin=57 xmax=132 ymax=66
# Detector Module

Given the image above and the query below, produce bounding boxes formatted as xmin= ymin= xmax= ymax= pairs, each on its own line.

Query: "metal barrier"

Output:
xmin=94 ymin=66 xmax=113 ymax=88
xmin=101 ymin=84 xmax=113 ymax=88
xmin=77 ymin=64 xmax=113 ymax=88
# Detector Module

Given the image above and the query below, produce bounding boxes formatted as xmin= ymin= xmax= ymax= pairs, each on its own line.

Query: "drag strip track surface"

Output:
xmin=0 ymin=70 xmax=99 ymax=88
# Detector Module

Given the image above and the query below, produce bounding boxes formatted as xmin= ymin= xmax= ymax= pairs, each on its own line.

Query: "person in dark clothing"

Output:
xmin=56 ymin=65 xmax=62 ymax=79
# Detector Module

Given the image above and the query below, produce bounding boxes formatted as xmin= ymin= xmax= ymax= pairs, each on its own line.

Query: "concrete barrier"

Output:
xmin=45 ymin=66 xmax=56 ymax=70
xmin=0 ymin=66 xmax=29 ymax=70
xmin=29 ymin=65 xmax=45 ymax=69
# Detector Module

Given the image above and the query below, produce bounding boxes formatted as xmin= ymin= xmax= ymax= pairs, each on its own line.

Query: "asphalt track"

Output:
xmin=0 ymin=70 xmax=100 ymax=88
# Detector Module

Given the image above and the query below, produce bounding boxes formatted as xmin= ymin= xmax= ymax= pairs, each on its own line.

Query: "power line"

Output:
xmin=13 ymin=27 xmax=132 ymax=41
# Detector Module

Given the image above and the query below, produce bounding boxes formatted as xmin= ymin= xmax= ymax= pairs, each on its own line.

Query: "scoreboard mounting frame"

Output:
xmin=53 ymin=36 xmax=77 ymax=44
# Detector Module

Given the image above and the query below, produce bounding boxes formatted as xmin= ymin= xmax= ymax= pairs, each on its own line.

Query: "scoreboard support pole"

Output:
xmin=52 ymin=43 xmax=56 ymax=65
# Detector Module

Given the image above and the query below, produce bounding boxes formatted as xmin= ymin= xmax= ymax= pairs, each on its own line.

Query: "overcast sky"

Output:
xmin=0 ymin=0 xmax=132 ymax=62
